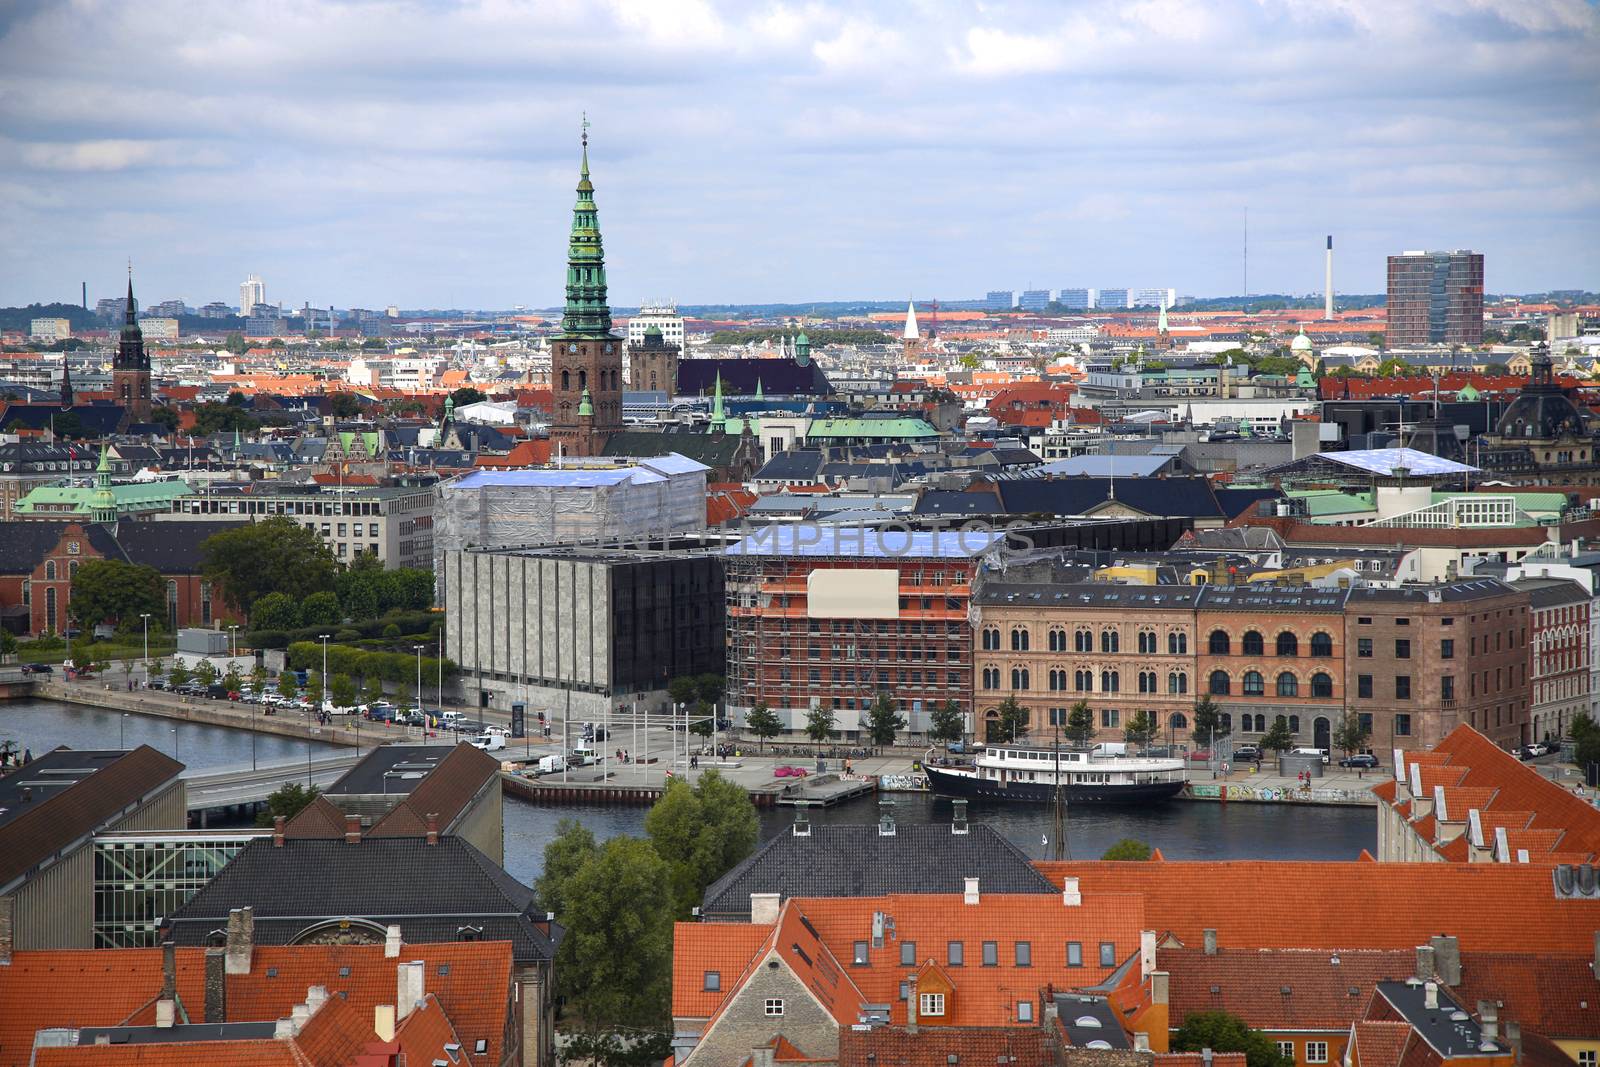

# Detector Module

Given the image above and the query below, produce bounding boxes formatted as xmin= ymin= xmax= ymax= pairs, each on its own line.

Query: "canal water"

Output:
xmin=4 ymin=699 xmax=1376 ymax=887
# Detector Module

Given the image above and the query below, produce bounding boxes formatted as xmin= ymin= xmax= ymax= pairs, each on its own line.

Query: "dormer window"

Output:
xmin=919 ymin=992 xmax=945 ymax=1017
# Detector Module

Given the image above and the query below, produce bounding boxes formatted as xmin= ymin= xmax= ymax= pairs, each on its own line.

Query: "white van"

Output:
xmin=1291 ymin=747 xmax=1330 ymax=764
xmin=468 ymin=731 xmax=506 ymax=752
xmin=537 ymin=754 xmax=566 ymax=775
xmin=440 ymin=711 xmax=469 ymax=731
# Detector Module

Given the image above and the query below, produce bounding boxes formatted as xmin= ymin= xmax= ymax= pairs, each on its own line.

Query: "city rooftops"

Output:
xmin=446 ymin=453 xmax=709 ymax=491
xmin=976 ymin=582 xmax=1209 ymax=609
xmin=1346 ymin=579 xmax=1518 ymax=605
xmin=1374 ymin=980 xmax=1506 ymax=1058
xmin=323 ymin=744 xmax=460 ymax=796
xmin=726 ymin=524 xmax=1006 ymax=559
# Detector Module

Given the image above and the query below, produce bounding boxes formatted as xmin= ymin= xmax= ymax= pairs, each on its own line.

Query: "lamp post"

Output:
xmin=120 ymin=712 xmax=129 ymax=750
xmin=170 ymin=727 xmax=178 ymax=762
xmin=318 ymin=633 xmax=330 ymax=717
xmin=227 ymin=624 xmax=238 ymax=658
xmin=139 ymin=614 xmax=150 ymax=683
xmin=414 ymin=645 xmax=424 ymax=716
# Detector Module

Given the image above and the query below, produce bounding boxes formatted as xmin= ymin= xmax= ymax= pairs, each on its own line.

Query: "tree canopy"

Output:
xmin=805 ymin=704 xmax=838 ymax=746
xmin=1101 ymin=838 xmax=1152 ymax=861
xmin=553 ymin=837 xmax=674 ymax=1027
xmin=256 ymin=783 xmax=319 ymax=827
xmin=928 ymin=699 xmax=965 ymax=744
xmin=448 ymin=386 xmax=487 ymax=408
xmin=202 ymin=516 xmax=338 ymax=610
xmin=865 ymin=692 xmax=906 ymax=747
xmin=1173 ymin=1011 xmax=1294 ymax=1067
xmin=67 ymin=559 xmax=164 ymax=632
xmin=644 ymin=771 xmax=758 ymax=920
xmin=745 ymin=702 xmax=782 ymax=750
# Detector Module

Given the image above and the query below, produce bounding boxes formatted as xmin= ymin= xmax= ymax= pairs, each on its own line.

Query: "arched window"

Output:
xmin=1276 ymin=672 xmax=1299 ymax=697
xmin=1288 ymin=715 xmax=1301 ymax=734
xmin=1138 ymin=631 xmax=1156 ymax=654
xmin=1276 ymin=632 xmax=1298 ymax=657
xmin=1208 ymin=630 xmax=1230 ymax=655
xmin=1310 ymin=632 xmax=1333 ymax=657
xmin=1252 ymin=713 xmax=1266 ymax=732
xmin=45 ymin=560 xmax=56 ymax=580
xmin=1243 ymin=670 xmax=1265 ymax=696
xmin=1049 ymin=669 xmax=1064 ymax=691
xmin=1209 ymin=670 xmax=1231 ymax=695
xmin=1310 ymin=672 xmax=1333 ymax=698
xmin=579 ymin=369 xmax=587 ymax=390
xmin=1100 ymin=670 xmax=1119 ymax=693
xmin=1242 ymin=631 xmax=1264 ymax=656
xmin=982 ymin=668 xmax=999 ymax=690
xmin=68 ymin=560 xmax=78 ymax=579
xmin=1075 ymin=670 xmax=1092 ymax=692
xmin=1101 ymin=630 xmax=1119 ymax=654
xmin=1169 ymin=671 xmax=1188 ymax=694
xmin=1011 ymin=668 xmax=1030 ymax=690
xmin=1168 ymin=632 xmax=1187 ymax=655
xmin=1169 ymin=712 xmax=1189 ymax=731
xmin=1011 ymin=628 xmax=1030 ymax=651
xmin=167 ymin=580 xmax=178 ymax=631
xmin=1049 ymin=629 xmax=1066 ymax=653
xmin=1075 ymin=630 xmax=1092 ymax=653
xmin=1220 ymin=713 xmax=1233 ymax=734
xmin=561 ymin=369 xmax=570 ymax=390
xmin=982 ymin=628 xmax=1000 ymax=651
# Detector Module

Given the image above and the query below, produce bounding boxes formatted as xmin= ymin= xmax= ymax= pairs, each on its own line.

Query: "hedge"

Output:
xmin=284 ymin=640 xmax=456 ymax=683
xmin=247 ymin=610 xmax=440 ymax=650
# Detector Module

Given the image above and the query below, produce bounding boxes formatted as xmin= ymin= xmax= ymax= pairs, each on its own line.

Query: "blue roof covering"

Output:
xmin=451 ymin=468 xmax=657 ymax=489
xmin=1030 ymin=454 xmax=1171 ymax=478
xmin=1318 ymin=447 xmax=1479 ymax=476
xmin=726 ymin=526 xmax=1006 ymax=559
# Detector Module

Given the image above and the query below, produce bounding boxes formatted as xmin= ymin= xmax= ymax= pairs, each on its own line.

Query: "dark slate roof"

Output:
xmin=167 ymin=836 xmax=559 ymax=963
xmin=994 ymin=477 xmax=1225 ymax=519
xmin=0 ymin=403 xmax=126 ymax=434
xmin=753 ymin=450 xmax=825 ymax=483
xmin=677 ymin=357 xmax=832 ymax=397
xmin=912 ymin=489 xmax=1003 ymax=517
xmin=1213 ymin=486 xmax=1282 ymax=520
xmin=700 ymin=823 xmax=1056 ymax=920
xmin=1346 ymin=578 xmax=1519 ymax=605
xmin=603 ymin=430 xmax=747 ymax=467
xmin=116 ymin=520 xmax=247 ymax=572
xmin=0 ymin=746 xmax=184 ymax=891
xmin=1510 ymin=576 xmax=1591 ymax=608
xmin=0 ymin=521 xmax=120 ymax=574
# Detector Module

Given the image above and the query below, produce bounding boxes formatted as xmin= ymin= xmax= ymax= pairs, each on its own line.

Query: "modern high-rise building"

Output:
xmin=626 ymin=303 xmax=685 ymax=351
xmin=1058 ymin=288 xmax=1091 ymax=311
xmin=239 ymin=274 xmax=265 ymax=316
xmin=1017 ymin=289 xmax=1051 ymax=311
xmin=1385 ymin=250 xmax=1484 ymax=346
xmin=1096 ymin=288 xmax=1129 ymax=310
xmin=983 ymin=290 xmax=1014 ymax=310
xmin=1131 ymin=287 xmax=1176 ymax=309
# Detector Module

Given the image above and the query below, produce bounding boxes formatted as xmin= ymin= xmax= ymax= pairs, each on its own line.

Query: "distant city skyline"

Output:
xmin=2 ymin=1 xmax=1595 ymax=310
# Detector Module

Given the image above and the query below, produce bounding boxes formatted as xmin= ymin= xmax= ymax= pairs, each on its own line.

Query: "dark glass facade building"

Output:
xmin=1386 ymin=250 xmax=1484 ymax=345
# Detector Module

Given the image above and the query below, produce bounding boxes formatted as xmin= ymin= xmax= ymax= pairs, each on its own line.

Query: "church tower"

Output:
xmin=113 ymin=276 xmax=153 ymax=422
xmin=550 ymin=122 xmax=623 ymax=459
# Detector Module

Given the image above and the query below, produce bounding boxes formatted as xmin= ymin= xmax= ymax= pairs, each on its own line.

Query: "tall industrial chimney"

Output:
xmin=82 ymin=281 xmax=87 ymax=310
xmin=1324 ymin=235 xmax=1334 ymax=320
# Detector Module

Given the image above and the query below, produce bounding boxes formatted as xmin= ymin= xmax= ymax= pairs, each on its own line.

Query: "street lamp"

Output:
xmin=120 ymin=713 xmax=129 ymax=750
xmin=318 ymin=634 xmax=330 ymax=724
xmin=414 ymin=645 xmax=424 ymax=716
xmin=170 ymin=727 xmax=179 ymax=762
xmin=227 ymin=624 xmax=239 ymax=658
xmin=139 ymin=614 xmax=151 ymax=683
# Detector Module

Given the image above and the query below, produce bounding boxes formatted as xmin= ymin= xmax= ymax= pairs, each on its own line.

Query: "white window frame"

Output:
xmin=1277 ymin=1042 xmax=1295 ymax=1061
xmin=764 ymin=998 xmax=784 ymax=1017
xmin=1307 ymin=1041 xmax=1328 ymax=1064
xmin=919 ymin=992 xmax=945 ymax=1017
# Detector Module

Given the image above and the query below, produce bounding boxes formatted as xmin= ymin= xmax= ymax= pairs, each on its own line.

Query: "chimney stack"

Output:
xmin=385 ymin=924 xmax=402 ymax=959
xmin=1415 ymin=944 xmax=1436 ymax=981
xmin=1062 ymin=877 xmax=1081 ymax=907
xmin=225 ymin=906 xmax=254 ymax=975
xmin=963 ymin=877 xmax=980 ymax=905
xmin=1505 ymin=1022 xmax=1522 ymax=1063
xmin=1424 ymin=981 xmax=1438 ymax=1010
xmin=1429 ymin=935 xmax=1461 ymax=986
xmin=906 ymin=974 xmax=919 ymax=1035
xmin=396 ymin=960 xmax=425 ymax=1021
xmin=273 ymin=815 xmax=286 ymax=847
xmin=155 ymin=940 xmax=178 ymax=1028
xmin=1203 ymin=1048 xmax=1215 ymax=1067
xmin=1478 ymin=1001 xmax=1498 ymax=1044
xmin=204 ymin=945 xmax=227 ymax=1023
xmin=1203 ymin=929 xmax=1217 ymax=956
xmin=344 ymin=814 xmax=362 ymax=844
xmin=425 ymin=812 xmax=439 ymax=846
xmin=750 ymin=893 xmax=781 ymax=925
xmin=374 ymin=1005 xmax=396 ymax=1042
xmin=1324 ymin=236 xmax=1334 ymax=321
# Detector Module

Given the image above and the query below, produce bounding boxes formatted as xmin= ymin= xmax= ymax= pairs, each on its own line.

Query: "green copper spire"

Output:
xmin=577 ymin=388 xmax=594 ymax=417
xmin=560 ymin=117 xmax=613 ymax=339
xmin=755 ymin=377 xmax=764 ymax=400
xmin=92 ymin=443 xmax=116 ymax=525
xmin=710 ymin=371 xmax=725 ymax=431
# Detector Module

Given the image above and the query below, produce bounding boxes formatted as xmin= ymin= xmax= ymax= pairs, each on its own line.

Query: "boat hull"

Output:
xmin=924 ymin=763 xmax=1185 ymax=805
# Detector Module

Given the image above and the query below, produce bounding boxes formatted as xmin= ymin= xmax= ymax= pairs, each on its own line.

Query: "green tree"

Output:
xmin=744 ymin=702 xmax=781 ymax=752
xmin=804 ymin=704 xmax=837 ymax=748
xmin=1064 ymin=699 xmax=1095 ymax=747
xmin=66 ymin=559 xmax=164 ymax=631
xmin=556 ymin=837 xmax=674 ymax=1027
xmin=301 ymin=590 xmax=342 ymax=627
xmin=1123 ymin=709 xmax=1158 ymax=749
xmin=928 ymin=699 xmax=965 ymax=745
xmin=1262 ymin=716 xmax=1294 ymax=754
xmin=222 ymin=665 xmax=243 ymax=692
xmin=666 ymin=676 xmax=699 ymax=708
xmin=202 ymin=517 xmax=337 ymax=612
xmin=1575 ymin=714 xmax=1600 ymax=770
xmin=328 ymin=393 xmax=363 ymax=417
xmin=224 ymin=332 xmax=247 ymax=354
xmin=1101 ymin=838 xmax=1152 ymax=861
xmin=644 ymin=771 xmax=758 ymax=920
xmin=394 ymin=679 xmax=412 ymax=705
xmin=1172 ymin=1011 xmax=1293 ymax=1067
xmin=255 ymin=783 xmax=320 ymax=827
xmin=190 ymin=403 xmax=259 ymax=436
xmin=1192 ymin=694 xmax=1229 ymax=747
xmin=1331 ymin=710 xmax=1371 ymax=758
xmin=249 ymin=664 xmax=268 ymax=697
xmin=448 ymin=386 xmax=487 ymax=408
xmin=150 ymin=407 xmax=180 ymax=433
xmin=330 ymin=673 xmax=356 ymax=708
xmin=250 ymin=592 xmax=301 ymax=631
xmin=865 ymin=692 xmax=906 ymax=747
xmin=304 ymin=670 xmax=324 ymax=708
xmin=688 ymin=701 xmax=713 ymax=737
xmin=536 ymin=818 xmax=598 ymax=925
xmin=364 ymin=674 xmax=385 ymax=706
xmin=168 ymin=662 xmax=191 ymax=688
xmin=695 ymin=672 xmax=725 ymax=712
xmin=194 ymin=659 xmax=217 ymax=687
xmin=994 ymin=696 xmax=1029 ymax=742
xmin=277 ymin=669 xmax=298 ymax=699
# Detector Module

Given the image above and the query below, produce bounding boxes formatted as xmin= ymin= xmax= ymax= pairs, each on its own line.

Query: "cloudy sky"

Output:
xmin=1 ymin=0 xmax=1596 ymax=311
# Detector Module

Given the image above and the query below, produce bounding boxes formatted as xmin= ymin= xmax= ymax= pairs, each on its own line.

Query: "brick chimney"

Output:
xmin=204 ymin=945 xmax=227 ymax=1023
xmin=344 ymin=814 xmax=362 ymax=844
xmin=906 ymin=973 xmax=919 ymax=1035
xmin=225 ymin=906 xmax=254 ymax=975
xmin=384 ymin=924 xmax=402 ymax=959
xmin=396 ymin=960 xmax=425 ymax=1021
xmin=155 ymin=940 xmax=178 ymax=1028
xmin=1415 ymin=944 xmax=1436 ymax=981
xmin=425 ymin=812 xmax=439 ymax=846
xmin=273 ymin=815 xmax=286 ymax=847
xmin=1203 ymin=929 xmax=1217 ymax=956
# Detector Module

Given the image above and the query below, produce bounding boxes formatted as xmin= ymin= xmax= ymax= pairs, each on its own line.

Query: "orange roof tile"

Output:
xmin=33 ymin=1043 xmax=299 ymax=1066
xmin=1352 ymin=1021 xmax=1415 ymax=1067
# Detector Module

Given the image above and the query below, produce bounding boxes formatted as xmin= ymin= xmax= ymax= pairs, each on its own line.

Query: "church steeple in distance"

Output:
xmin=561 ymin=115 xmax=613 ymax=340
xmin=113 ymin=267 xmax=153 ymax=422
xmin=116 ymin=274 xmax=148 ymax=371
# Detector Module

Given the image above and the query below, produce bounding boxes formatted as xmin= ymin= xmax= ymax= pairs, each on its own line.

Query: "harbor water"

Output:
xmin=3 ymin=698 xmax=1376 ymax=886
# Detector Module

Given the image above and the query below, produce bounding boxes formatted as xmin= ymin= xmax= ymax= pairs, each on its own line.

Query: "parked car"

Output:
xmin=1233 ymin=745 xmax=1262 ymax=762
xmin=439 ymin=710 xmax=468 ymax=731
xmin=1338 ymin=753 xmax=1380 ymax=769
xmin=1519 ymin=742 xmax=1549 ymax=760
xmin=1291 ymin=747 xmax=1331 ymax=764
xmin=20 ymin=663 xmax=53 ymax=674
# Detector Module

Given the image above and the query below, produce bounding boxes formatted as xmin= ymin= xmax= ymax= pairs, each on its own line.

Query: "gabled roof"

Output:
xmin=700 ymin=824 xmax=1056 ymax=919
xmin=366 ymin=743 xmax=499 ymax=838
xmin=672 ymin=921 xmax=776 ymax=1019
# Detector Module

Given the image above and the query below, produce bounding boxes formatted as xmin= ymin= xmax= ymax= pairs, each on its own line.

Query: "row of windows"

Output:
xmin=1208 ymin=671 xmax=1335 ymax=697
xmin=985 ymin=628 xmax=1192 ymax=655
xmin=1207 ymin=631 xmax=1333 ymax=657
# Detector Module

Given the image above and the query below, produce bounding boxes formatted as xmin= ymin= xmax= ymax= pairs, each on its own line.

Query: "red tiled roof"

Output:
xmin=1031 ymin=860 xmax=1600 ymax=955
xmin=1351 ymin=1021 xmax=1414 ymax=1067
xmin=33 ymin=1044 xmax=298 ymax=1066
xmin=1165 ymin=948 xmax=1412 ymax=1029
xmin=838 ymin=1026 xmax=1055 ymax=1066
xmin=672 ymin=921 xmax=776 ymax=1018
xmin=392 ymin=994 xmax=462 ymax=1067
